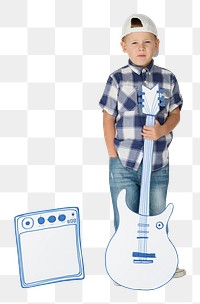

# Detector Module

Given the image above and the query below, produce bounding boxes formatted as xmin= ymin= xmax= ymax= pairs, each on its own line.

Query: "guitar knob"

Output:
xmin=156 ymin=221 xmax=164 ymax=229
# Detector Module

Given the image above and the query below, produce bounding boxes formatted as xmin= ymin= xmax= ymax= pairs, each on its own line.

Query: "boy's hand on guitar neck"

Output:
xmin=141 ymin=107 xmax=180 ymax=141
xmin=141 ymin=120 xmax=164 ymax=141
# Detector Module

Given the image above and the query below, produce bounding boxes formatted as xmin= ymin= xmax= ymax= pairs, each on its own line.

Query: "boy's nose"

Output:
xmin=138 ymin=43 xmax=145 ymax=50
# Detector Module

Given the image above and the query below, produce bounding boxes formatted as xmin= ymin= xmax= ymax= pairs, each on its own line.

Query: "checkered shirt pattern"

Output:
xmin=99 ymin=59 xmax=183 ymax=171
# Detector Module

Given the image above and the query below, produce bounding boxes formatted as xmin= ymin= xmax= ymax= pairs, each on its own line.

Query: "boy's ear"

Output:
xmin=153 ymin=38 xmax=160 ymax=57
xmin=120 ymin=40 xmax=127 ymax=53
xmin=155 ymin=38 xmax=160 ymax=50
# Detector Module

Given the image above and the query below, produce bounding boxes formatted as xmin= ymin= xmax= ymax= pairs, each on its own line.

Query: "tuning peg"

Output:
xmin=157 ymin=88 xmax=164 ymax=94
xmin=137 ymin=91 xmax=145 ymax=97
xmin=158 ymin=95 xmax=165 ymax=107
xmin=138 ymin=103 xmax=144 ymax=108
xmin=138 ymin=96 xmax=144 ymax=108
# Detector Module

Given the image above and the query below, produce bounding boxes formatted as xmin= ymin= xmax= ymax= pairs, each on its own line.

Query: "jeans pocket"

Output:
xmin=109 ymin=156 xmax=119 ymax=169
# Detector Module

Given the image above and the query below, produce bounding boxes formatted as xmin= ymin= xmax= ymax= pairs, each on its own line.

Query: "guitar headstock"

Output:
xmin=138 ymin=84 xmax=165 ymax=116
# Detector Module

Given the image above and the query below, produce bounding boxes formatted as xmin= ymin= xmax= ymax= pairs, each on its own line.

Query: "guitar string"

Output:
xmin=138 ymin=93 xmax=157 ymax=259
xmin=137 ymin=88 xmax=159 ymax=258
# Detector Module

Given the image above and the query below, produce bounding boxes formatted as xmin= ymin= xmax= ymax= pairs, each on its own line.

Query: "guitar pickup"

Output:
xmin=132 ymin=252 xmax=156 ymax=264
xmin=137 ymin=230 xmax=149 ymax=233
xmin=132 ymin=252 xmax=156 ymax=258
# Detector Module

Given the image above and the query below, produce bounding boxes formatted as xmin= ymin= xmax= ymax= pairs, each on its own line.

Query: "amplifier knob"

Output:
xmin=58 ymin=214 xmax=66 ymax=222
xmin=38 ymin=217 xmax=45 ymax=225
xmin=48 ymin=215 xmax=56 ymax=223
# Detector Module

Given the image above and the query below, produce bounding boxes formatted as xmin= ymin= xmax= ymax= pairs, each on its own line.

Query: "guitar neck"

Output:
xmin=139 ymin=115 xmax=155 ymax=216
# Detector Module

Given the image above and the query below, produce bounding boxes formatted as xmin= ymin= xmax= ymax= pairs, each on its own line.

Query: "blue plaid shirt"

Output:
xmin=99 ymin=60 xmax=183 ymax=171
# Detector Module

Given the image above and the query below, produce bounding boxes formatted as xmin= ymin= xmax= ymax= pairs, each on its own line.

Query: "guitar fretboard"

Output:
xmin=133 ymin=114 xmax=156 ymax=264
xmin=139 ymin=114 xmax=155 ymax=216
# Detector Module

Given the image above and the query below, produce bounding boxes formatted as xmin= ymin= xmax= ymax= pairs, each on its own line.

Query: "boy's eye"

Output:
xmin=145 ymin=41 xmax=151 ymax=44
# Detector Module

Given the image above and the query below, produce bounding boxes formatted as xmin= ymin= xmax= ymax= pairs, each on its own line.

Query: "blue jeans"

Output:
xmin=109 ymin=157 xmax=169 ymax=231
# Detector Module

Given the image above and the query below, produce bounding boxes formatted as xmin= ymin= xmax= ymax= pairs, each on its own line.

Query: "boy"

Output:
xmin=99 ymin=14 xmax=186 ymax=278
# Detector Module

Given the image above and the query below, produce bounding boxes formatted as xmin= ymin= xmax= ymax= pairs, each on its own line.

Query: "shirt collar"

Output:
xmin=128 ymin=59 xmax=154 ymax=75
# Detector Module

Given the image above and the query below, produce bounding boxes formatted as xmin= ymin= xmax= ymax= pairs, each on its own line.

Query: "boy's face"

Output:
xmin=120 ymin=32 xmax=160 ymax=67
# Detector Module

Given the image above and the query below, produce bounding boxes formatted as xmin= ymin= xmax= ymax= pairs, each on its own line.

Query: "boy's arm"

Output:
xmin=141 ymin=107 xmax=180 ymax=141
xmin=103 ymin=110 xmax=118 ymax=157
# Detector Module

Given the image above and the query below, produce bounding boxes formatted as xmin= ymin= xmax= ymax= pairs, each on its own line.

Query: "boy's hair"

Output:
xmin=131 ymin=18 xmax=143 ymax=28
xmin=121 ymin=18 xmax=144 ymax=41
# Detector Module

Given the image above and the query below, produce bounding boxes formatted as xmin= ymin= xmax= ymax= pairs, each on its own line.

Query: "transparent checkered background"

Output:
xmin=0 ymin=0 xmax=199 ymax=303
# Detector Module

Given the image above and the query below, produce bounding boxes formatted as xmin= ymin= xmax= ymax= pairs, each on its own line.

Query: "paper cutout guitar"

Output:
xmin=105 ymin=84 xmax=178 ymax=290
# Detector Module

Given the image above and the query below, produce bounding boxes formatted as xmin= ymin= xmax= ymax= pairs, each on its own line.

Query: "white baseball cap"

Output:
xmin=121 ymin=14 xmax=158 ymax=39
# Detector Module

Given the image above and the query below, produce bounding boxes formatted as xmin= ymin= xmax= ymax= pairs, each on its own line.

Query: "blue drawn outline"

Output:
xmin=14 ymin=206 xmax=85 ymax=288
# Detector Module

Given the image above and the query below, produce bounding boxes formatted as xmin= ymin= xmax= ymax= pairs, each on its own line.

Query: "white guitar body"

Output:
xmin=105 ymin=84 xmax=178 ymax=290
xmin=106 ymin=190 xmax=178 ymax=290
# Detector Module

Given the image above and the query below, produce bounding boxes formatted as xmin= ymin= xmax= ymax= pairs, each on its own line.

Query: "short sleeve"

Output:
xmin=99 ymin=75 xmax=118 ymax=116
xmin=169 ymin=74 xmax=183 ymax=112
